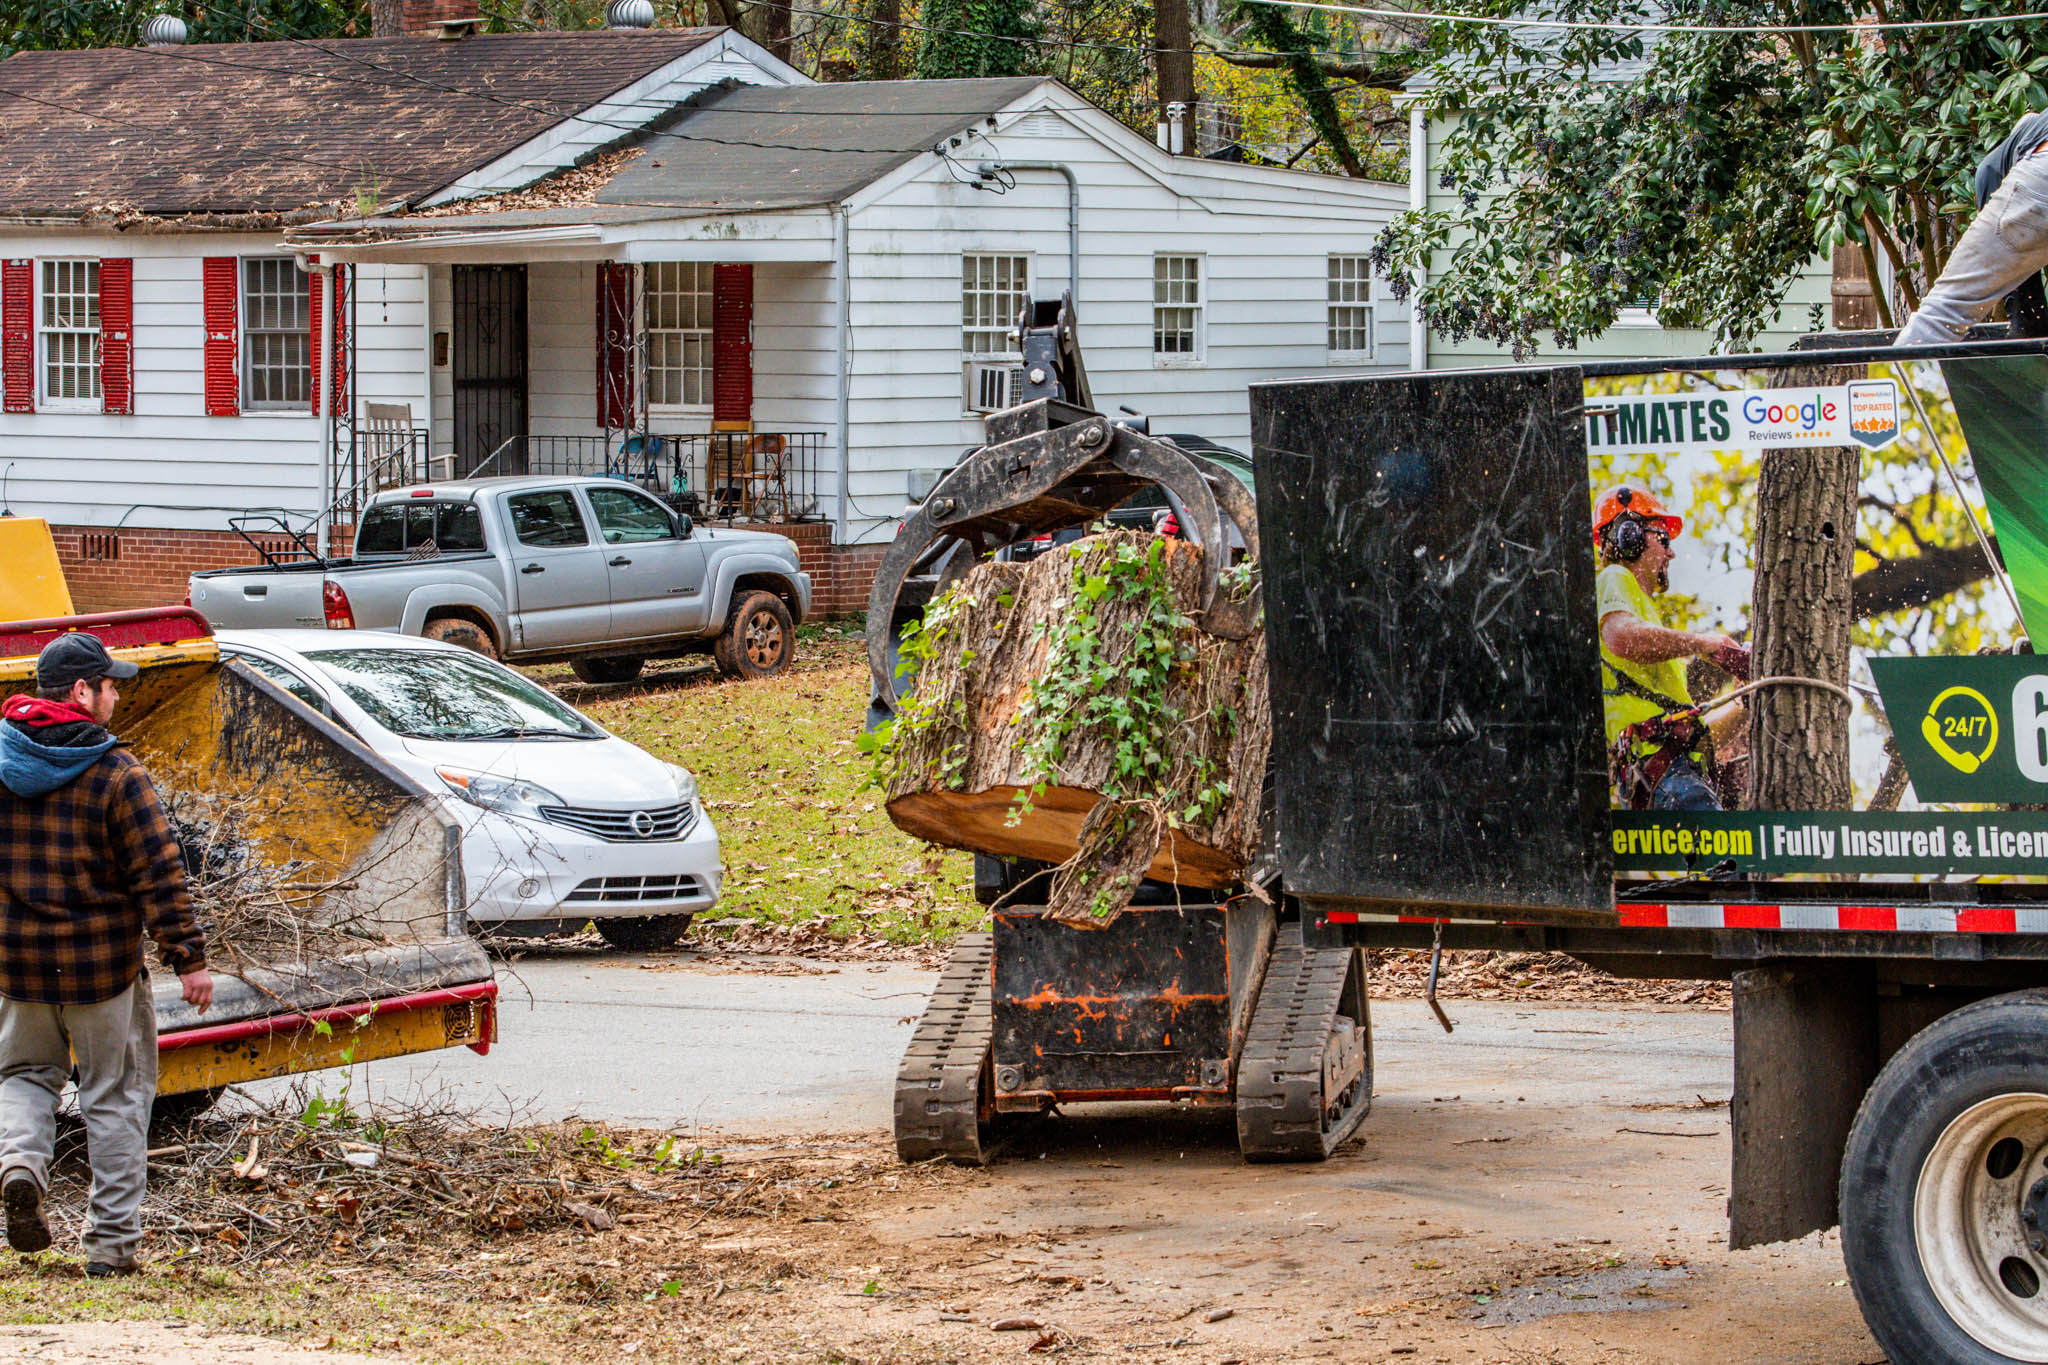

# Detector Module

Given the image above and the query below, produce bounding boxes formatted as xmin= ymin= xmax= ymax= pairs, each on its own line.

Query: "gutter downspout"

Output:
xmin=1407 ymin=106 xmax=1428 ymax=373
xmin=975 ymin=161 xmax=1080 ymax=303
xmin=295 ymin=251 xmax=335 ymax=557
xmin=834 ymin=203 xmax=852 ymax=544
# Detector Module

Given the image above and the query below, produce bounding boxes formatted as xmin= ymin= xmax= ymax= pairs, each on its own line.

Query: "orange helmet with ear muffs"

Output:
xmin=1593 ymin=484 xmax=1683 ymax=552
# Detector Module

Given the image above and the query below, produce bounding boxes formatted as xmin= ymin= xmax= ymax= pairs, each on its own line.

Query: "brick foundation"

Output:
xmin=50 ymin=521 xmax=882 ymax=621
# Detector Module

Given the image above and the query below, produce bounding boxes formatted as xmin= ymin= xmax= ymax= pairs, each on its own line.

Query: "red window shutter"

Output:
xmin=2 ymin=259 xmax=33 ymax=415
xmin=202 ymin=256 xmax=239 ymax=417
xmin=711 ymin=263 xmax=753 ymax=425
xmin=596 ymin=262 xmax=636 ymax=430
xmin=99 ymin=257 xmax=133 ymax=416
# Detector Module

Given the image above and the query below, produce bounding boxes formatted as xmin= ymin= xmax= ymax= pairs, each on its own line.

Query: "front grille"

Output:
xmin=537 ymin=801 xmax=696 ymax=842
xmin=564 ymin=874 xmax=705 ymax=904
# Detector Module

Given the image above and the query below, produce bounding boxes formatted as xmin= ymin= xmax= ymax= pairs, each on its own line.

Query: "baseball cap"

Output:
xmin=36 ymin=633 xmax=140 ymax=692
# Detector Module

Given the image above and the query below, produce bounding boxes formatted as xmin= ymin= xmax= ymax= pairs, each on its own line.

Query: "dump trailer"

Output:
xmin=0 ymin=606 xmax=496 ymax=1116
xmin=1252 ymin=334 xmax=2048 ymax=1365
xmin=879 ymin=325 xmax=2048 ymax=1364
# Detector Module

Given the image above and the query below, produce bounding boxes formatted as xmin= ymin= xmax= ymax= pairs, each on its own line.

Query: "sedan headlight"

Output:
xmin=436 ymin=767 xmax=566 ymax=821
xmin=664 ymin=762 xmax=699 ymax=806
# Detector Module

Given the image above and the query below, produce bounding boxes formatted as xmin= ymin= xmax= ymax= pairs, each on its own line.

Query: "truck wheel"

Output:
xmin=713 ymin=590 xmax=795 ymax=680
xmin=594 ymin=914 xmax=694 ymax=951
xmin=570 ymin=656 xmax=645 ymax=685
xmin=423 ymin=615 xmax=499 ymax=660
xmin=1840 ymin=989 xmax=2048 ymax=1364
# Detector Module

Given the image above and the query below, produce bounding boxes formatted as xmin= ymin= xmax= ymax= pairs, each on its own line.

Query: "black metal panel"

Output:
xmin=991 ymin=905 xmax=1231 ymax=1098
xmin=1250 ymin=367 xmax=1613 ymax=921
xmin=451 ymin=265 xmax=528 ymax=476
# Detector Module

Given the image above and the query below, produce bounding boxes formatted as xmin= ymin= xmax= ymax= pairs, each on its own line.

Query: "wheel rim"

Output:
xmin=743 ymin=610 xmax=784 ymax=668
xmin=1914 ymin=1091 xmax=2048 ymax=1360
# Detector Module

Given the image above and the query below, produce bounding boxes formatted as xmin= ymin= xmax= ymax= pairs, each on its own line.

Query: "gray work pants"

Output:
xmin=0 ymin=978 xmax=156 ymax=1266
xmin=1897 ymin=146 xmax=2048 ymax=346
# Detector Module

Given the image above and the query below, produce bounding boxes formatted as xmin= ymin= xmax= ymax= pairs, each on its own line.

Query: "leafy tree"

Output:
xmin=916 ymin=0 xmax=1037 ymax=77
xmin=0 ymin=0 xmax=366 ymax=54
xmin=1374 ymin=0 xmax=2048 ymax=357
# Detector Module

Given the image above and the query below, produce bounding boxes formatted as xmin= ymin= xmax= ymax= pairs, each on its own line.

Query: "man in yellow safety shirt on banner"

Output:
xmin=1594 ymin=484 xmax=1752 ymax=811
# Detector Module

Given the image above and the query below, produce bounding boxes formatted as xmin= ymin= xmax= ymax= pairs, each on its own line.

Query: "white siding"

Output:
xmin=835 ymin=107 xmax=1410 ymax=547
xmin=528 ymin=260 xmax=597 ymax=441
xmin=0 ymin=231 xmax=427 ymax=532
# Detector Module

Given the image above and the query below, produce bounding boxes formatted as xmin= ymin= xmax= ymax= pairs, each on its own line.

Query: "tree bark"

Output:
xmin=1155 ymin=0 xmax=1196 ymax=154
xmin=858 ymin=0 xmax=905 ymax=79
xmin=1747 ymin=366 xmax=1859 ymax=811
xmin=758 ymin=0 xmax=792 ymax=63
xmin=371 ymin=0 xmax=405 ymax=36
xmin=884 ymin=534 xmax=1269 ymax=926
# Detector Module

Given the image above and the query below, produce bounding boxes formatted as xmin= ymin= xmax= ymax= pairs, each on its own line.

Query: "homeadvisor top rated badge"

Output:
xmin=1848 ymin=379 xmax=1902 ymax=449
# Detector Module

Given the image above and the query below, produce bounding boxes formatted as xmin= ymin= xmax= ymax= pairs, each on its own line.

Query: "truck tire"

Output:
xmin=1840 ymin=988 xmax=2048 ymax=1365
xmin=713 ymin=590 xmax=795 ymax=680
xmin=570 ymin=656 xmax=645 ymax=685
xmin=594 ymin=914 xmax=693 ymax=951
xmin=422 ymin=614 xmax=499 ymax=660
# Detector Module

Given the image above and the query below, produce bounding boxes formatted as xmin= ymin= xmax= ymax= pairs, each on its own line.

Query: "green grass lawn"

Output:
xmin=535 ymin=628 xmax=983 ymax=947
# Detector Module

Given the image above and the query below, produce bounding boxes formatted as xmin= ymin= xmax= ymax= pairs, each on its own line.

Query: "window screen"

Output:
xmin=40 ymin=259 xmax=99 ymax=403
xmin=244 ymin=257 xmax=311 ymax=407
xmin=1327 ymin=256 xmax=1375 ymax=358
xmin=962 ymin=254 xmax=1029 ymax=357
xmin=645 ymin=262 xmax=713 ymax=407
xmin=1153 ymin=256 xmax=1202 ymax=358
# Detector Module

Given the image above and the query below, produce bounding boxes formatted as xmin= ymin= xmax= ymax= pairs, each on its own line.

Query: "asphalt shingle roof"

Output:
xmin=0 ymin=29 xmax=722 ymax=217
xmin=293 ymin=75 xmax=1054 ymax=239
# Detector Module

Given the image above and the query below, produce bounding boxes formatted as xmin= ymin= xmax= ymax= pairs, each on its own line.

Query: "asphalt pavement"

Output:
xmin=244 ymin=947 xmax=1735 ymax=1137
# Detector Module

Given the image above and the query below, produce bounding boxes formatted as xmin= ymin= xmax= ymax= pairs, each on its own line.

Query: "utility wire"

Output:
xmin=1244 ymin=0 xmax=2048 ymax=34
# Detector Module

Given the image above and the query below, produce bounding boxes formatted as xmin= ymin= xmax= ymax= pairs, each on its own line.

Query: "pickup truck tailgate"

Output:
xmin=189 ymin=569 xmax=326 ymax=629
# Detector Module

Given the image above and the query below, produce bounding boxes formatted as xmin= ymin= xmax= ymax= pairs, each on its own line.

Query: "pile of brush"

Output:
xmin=158 ymin=792 xmax=386 ymax=975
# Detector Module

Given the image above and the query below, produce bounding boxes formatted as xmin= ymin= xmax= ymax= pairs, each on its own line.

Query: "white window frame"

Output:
xmin=961 ymin=253 xmax=1031 ymax=361
xmin=38 ymin=258 xmax=100 ymax=409
xmin=643 ymin=261 xmax=715 ymax=412
xmin=242 ymin=256 xmax=313 ymax=411
xmin=1152 ymin=253 xmax=1205 ymax=367
xmin=1326 ymin=255 xmax=1377 ymax=362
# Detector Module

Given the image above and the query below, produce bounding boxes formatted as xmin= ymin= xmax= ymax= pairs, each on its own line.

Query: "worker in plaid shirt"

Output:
xmin=0 ymin=633 xmax=212 ymax=1275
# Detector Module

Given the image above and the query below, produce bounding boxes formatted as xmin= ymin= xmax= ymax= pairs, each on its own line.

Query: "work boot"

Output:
xmin=84 ymin=1261 xmax=137 ymax=1279
xmin=2 ymin=1172 xmax=50 ymax=1254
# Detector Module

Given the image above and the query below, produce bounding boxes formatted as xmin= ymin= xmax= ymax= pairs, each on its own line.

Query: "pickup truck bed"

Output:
xmin=191 ymin=475 xmax=810 ymax=676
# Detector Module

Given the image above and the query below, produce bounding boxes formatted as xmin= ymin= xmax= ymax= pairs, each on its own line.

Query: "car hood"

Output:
xmin=395 ymin=733 xmax=683 ymax=808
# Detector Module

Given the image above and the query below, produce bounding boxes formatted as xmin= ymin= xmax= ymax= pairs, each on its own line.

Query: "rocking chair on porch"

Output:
xmin=707 ymin=434 xmax=789 ymax=524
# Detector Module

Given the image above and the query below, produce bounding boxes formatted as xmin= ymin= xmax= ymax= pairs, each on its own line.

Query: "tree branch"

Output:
xmin=1853 ymin=540 xmax=1995 ymax=620
xmin=1210 ymin=47 xmax=1416 ymax=88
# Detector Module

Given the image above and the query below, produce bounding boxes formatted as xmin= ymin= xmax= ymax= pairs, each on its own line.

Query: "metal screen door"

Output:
xmin=452 ymin=265 xmax=528 ymax=475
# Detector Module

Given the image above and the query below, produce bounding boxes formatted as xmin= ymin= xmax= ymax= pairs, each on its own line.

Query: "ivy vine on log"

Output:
xmin=866 ymin=532 xmax=1268 ymax=928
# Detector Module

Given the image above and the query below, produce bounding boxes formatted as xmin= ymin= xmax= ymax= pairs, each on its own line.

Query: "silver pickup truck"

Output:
xmin=190 ymin=476 xmax=812 ymax=682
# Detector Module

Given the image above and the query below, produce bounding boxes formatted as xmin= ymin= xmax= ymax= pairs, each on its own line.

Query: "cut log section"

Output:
xmin=881 ymin=532 xmax=1268 ymax=925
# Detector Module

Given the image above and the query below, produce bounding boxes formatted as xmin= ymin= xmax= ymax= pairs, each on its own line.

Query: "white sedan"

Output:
xmin=216 ymin=629 xmax=721 ymax=949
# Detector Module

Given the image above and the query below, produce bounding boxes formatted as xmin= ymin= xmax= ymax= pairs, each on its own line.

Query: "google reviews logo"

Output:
xmin=1742 ymin=393 xmax=1838 ymax=432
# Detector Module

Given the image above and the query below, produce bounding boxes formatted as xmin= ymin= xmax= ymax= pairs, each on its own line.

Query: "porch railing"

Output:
xmin=325 ymin=423 xmax=432 ymax=528
xmin=467 ymin=431 xmax=825 ymax=525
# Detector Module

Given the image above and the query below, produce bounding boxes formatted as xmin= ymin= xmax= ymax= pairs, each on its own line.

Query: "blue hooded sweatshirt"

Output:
xmin=0 ymin=720 xmax=118 ymax=799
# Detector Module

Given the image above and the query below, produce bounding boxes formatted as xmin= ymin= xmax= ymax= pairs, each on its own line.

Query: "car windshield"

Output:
xmin=303 ymin=649 xmax=600 ymax=741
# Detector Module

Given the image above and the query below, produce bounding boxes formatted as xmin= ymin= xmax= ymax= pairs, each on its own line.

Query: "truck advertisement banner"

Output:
xmin=1589 ymin=353 xmax=2048 ymax=884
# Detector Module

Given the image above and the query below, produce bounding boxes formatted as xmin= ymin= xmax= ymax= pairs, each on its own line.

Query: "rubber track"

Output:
xmin=1235 ymin=922 xmax=1372 ymax=1161
xmin=893 ymin=932 xmax=994 ymax=1165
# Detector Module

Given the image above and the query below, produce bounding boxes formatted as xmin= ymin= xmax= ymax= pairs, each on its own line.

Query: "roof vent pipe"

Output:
xmin=606 ymin=0 xmax=656 ymax=28
xmin=141 ymin=12 xmax=188 ymax=45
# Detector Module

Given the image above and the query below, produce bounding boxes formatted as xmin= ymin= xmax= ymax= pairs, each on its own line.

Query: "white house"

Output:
xmin=0 ymin=18 xmax=1412 ymax=615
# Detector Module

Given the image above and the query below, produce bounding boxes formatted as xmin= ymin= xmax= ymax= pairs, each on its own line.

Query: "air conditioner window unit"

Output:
xmin=963 ymin=360 xmax=1024 ymax=414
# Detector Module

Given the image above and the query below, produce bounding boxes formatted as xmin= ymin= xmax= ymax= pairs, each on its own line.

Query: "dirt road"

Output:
xmin=208 ymin=950 xmax=1884 ymax=1363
